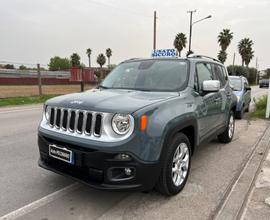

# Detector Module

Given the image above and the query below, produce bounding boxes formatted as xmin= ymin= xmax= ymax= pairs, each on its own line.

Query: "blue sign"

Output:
xmin=151 ymin=49 xmax=177 ymax=57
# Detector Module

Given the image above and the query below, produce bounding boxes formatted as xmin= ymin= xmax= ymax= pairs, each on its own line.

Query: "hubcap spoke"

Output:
xmin=171 ymin=142 xmax=189 ymax=186
xmin=228 ymin=115 xmax=234 ymax=138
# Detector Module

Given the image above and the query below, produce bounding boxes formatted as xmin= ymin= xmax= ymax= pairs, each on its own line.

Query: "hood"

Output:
xmin=46 ymin=89 xmax=179 ymax=113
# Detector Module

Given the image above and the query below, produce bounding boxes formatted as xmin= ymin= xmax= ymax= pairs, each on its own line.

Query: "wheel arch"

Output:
xmin=160 ymin=117 xmax=198 ymax=161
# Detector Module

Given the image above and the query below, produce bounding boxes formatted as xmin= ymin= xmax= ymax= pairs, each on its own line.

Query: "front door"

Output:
xmin=195 ymin=62 xmax=222 ymax=140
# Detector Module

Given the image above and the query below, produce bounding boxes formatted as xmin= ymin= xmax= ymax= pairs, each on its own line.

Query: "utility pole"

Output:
xmin=153 ymin=10 xmax=157 ymax=50
xmin=187 ymin=10 xmax=196 ymax=53
xmin=37 ymin=64 xmax=42 ymax=96
xmin=255 ymin=57 xmax=259 ymax=84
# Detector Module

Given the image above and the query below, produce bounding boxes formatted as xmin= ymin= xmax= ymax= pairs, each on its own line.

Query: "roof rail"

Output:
xmin=187 ymin=54 xmax=221 ymax=63
xmin=126 ymin=58 xmax=141 ymax=61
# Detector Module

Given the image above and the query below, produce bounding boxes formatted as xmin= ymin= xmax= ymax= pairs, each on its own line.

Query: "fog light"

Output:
xmin=109 ymin=167 xmax=135 ymax=181
xmin=124 ymin=168 xmax=132 ymax=176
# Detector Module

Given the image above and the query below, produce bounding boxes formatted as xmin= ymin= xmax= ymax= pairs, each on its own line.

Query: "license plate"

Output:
xmin=49 ymin=144 xmax=74 ymax=164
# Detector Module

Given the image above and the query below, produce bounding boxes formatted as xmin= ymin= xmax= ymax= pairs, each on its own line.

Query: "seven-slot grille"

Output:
xmin=48 ymin=107 xmax=103 ymax=137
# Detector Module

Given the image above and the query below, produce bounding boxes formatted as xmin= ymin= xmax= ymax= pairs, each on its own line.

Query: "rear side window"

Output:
xmin=213 ymin=64 xmax=226 ymax=87
xmin=196 ymin=63 xmax=213 ymax=91
xmin=222 ymin=67 xmax=228 ymax=81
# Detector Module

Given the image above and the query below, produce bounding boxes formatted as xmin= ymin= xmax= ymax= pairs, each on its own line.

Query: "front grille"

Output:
xmin=48 ymin=107 xmax=103 ymax=137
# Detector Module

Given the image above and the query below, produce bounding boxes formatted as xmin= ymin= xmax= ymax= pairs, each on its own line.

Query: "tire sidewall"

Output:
xmin=164 ymin=133 xmax=191 ymax=195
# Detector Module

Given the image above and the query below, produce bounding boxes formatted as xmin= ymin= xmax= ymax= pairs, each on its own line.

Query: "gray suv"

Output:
xmin=38 ymin=55 xmax=237 ymax=196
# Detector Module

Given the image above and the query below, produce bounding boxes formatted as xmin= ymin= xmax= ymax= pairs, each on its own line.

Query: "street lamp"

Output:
xmin=187 ymin=10 xmax=212 ymax=54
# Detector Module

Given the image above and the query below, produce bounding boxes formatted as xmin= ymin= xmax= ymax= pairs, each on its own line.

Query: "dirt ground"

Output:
xmin=0 ymin=84 xmax=96 ymax=98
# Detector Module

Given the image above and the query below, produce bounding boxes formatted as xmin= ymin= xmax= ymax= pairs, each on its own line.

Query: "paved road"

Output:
xmin=0 ymin=86 xmax=268 ymax=220
xmin=250 ymin=85 xmax=269 ymax=109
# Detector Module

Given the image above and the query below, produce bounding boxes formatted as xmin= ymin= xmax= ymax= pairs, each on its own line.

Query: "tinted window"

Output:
xmin=196 ymin=63 xmax=213 ymax=91
xmin=101 ymin=60 xmax=188 ymax=91
xmin=213 ymin=64 xmax=226 ymax=87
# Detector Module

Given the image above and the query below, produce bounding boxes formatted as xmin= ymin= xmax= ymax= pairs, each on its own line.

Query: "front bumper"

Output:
xmin=38 ymin=135 xmax=160 ymax=191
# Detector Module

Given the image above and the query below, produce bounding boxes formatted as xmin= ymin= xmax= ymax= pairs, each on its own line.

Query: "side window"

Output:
xmin=196 ymin=63 xmax=213 ymax=91
xmin=213 ymin=64 xmax=226 ymax=87
xmin=244 ymin=80 xmax=248 ymax=89
xmin=222 ymin=67 xmax=229 ymax=81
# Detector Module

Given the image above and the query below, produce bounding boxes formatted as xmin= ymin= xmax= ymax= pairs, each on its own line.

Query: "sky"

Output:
xmin=0 ymin=0 xmax=269 ymax=69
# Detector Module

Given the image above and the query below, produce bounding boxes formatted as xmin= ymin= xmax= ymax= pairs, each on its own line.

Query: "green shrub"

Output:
xmin=227 ymin=65 xmax=257 ymax=84
xmin=251 ymin=95 xmax=268 ymax=118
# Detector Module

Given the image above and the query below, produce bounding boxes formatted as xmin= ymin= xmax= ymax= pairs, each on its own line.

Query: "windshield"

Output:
xmin=101 ymin=60 xmax=188 ymax=91
xmin=229 ymin=78 xmax=242 ymax=91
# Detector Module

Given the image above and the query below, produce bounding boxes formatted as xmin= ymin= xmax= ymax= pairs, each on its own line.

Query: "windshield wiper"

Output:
xmin=98 ymin=85 xmax=110 ymax=89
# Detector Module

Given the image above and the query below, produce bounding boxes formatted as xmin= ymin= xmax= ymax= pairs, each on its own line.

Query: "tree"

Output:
xmin=97 ymin=53 xmax=106 ymax=79
xmin=106 ymin=48 xmax=112 ymax=67
xmin=96 ymin=53 xmax=106 ymax=68
xmin=238 ymin=38 xmax=254 ymax=67
xmin=218 ymin=50 xmax=227 ymax=64
xmin=70 ymin=53 xmax=81 ymax=67
xmin=217 ymin=29 xmax=233 ymax=63
xmin=227 ymin=65 xmax=257 ymax=84
xmin=173 ymin=33 xmax=187 ymax=57
xmin=19 ymin=65 xmax=27 ymax=70
xmin=48 ymin=56 xmax=71 ymax=71
xmin=86 ymin=48 xmax=92 ymax=67
xmin=4 ymin=64 xmax=15 ymax=69
xmin=218 ymin=29 xmax=233 ymax=51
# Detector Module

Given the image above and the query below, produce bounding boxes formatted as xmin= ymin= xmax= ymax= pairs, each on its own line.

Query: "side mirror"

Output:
xmin=246 ymin=87 xmax=251 ymax=91
xmin=202 ymin=80 xmax=220 ymax=92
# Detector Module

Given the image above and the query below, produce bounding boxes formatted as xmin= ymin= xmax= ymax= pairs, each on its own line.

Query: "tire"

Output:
xmin=155 ymin=133 xmax=191 ymax=196
xmin=245 ymin=103 xmax=250 ymax=112
xmin=218 ymin=111 xmax=235 ymax=143
xmin=235 ymin=110 xmax=243 ymax=119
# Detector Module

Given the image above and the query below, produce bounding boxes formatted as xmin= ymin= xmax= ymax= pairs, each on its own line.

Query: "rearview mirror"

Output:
xmin=202 ymin=80 xmax=220 ymax=92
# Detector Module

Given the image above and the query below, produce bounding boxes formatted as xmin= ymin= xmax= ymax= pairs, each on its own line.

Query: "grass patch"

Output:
xmin=0 ymin=95 xmax=58 ymax=107
xmin=250 ymin=95 xmax=268 ymax=118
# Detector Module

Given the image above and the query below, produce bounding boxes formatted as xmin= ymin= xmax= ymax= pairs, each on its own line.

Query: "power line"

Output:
xmin=0 ymin=60 xmax=47 ymax=67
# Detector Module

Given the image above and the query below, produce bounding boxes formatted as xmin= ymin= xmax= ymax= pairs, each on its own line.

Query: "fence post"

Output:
xmin=266 ymin=77 xmax=270 ymax=118
xmin=37 ymin=64 xmax=42 ymax=96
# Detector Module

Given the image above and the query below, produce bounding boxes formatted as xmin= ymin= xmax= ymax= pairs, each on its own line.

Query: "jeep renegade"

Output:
xmin=38 ymin=55 xmax=237 ymax=196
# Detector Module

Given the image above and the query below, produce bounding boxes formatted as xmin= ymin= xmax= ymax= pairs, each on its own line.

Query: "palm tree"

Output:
xmin=218 ymin=29 xmax=233 ymax=51
xmin=106 ymin=48 xmax=112 ymax=67
xmin=70 ymin=53 xmax=81 ymax=67
xmin=238 ymin=38 xmax=254 ymax=67
xmin=244 ymin=50 xmax=254 ymax=67
xmin=97 ymin=53 xmax=106 ymax=79
xmin=218 ymin=50 xmax=227 ymax=64
xmin=97 ymin=53 xmax=106 ymax=68
xmin=86 ymin=48 xmax=92 ymax=67
xmin=173 ymin=33 xmax=187 ymax=57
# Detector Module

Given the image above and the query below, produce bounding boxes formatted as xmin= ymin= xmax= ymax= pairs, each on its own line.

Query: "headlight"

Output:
xmin=112 ymin=114 xmax=133 ymax=135
xmin=44 ymin=105 xmax=50 ymax=121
